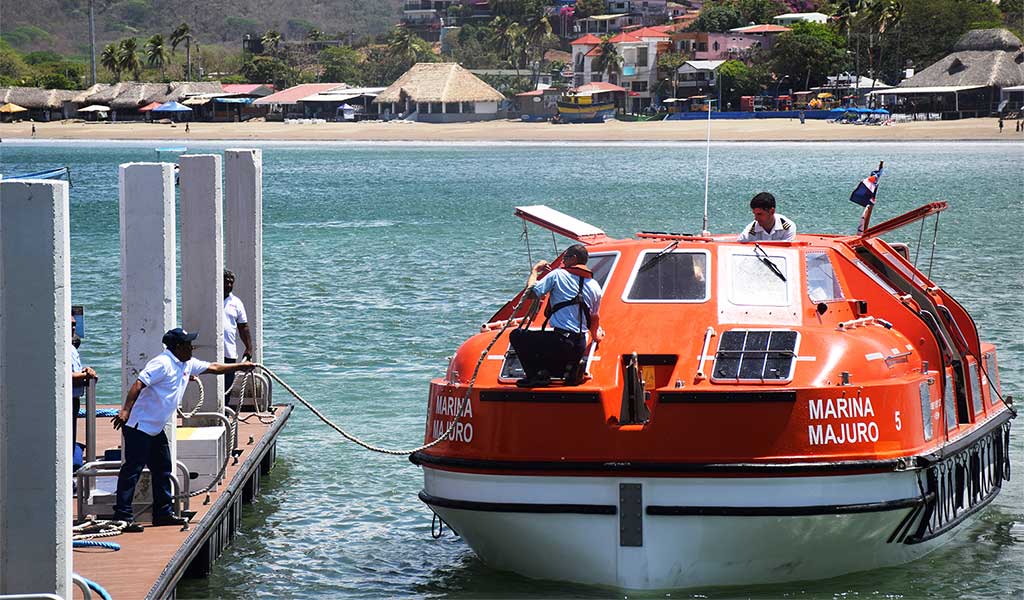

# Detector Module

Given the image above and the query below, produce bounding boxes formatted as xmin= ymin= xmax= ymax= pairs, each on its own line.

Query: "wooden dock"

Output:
xmin=71 ymin=405 xmax=292 ymax=599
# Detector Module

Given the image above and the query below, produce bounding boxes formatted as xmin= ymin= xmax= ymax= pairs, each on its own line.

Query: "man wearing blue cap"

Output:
xmin=111 ymin=327 xmax=255 ymax=528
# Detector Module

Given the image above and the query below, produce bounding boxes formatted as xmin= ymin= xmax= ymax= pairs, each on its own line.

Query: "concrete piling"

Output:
xmin=0 ymin=179 xmax=72 ymax=597
xmin=225 ymin=149 xmax=264 ymax=365
xmin=179 ymin=154 xmax=225 ymax=417
xmin=119 ymin=163 xmax=178 ymax=459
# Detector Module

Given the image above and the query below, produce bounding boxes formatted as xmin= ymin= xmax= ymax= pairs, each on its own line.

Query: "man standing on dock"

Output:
xmin=111 ymin=328 xmax=254 ymax=528
xmin=222 ymin=269 xmax=252 ymax=406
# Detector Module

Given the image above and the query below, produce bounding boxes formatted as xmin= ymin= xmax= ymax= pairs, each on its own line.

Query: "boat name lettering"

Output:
xmin=431 ymin=419 xmax=474 ymax=443
xmin=433 ymin=394 xmax=473 ymax=418
xmin=808 ymin=396 xmax=875 ymax=420
xmin=807 ymin=396 xmax=879 ymax=446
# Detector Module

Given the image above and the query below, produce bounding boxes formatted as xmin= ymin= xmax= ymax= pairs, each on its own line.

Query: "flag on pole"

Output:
xmin=849 ymin=167 xmax=884 ymax=207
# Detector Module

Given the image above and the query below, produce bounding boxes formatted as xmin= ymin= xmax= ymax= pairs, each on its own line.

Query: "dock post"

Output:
xmin=120 ymin=163 xmax=177 ymax=463
xmin=179 ymin=154 xmax=225 ymax=419
xmin=224 ymin=149 xmax=263 ymax=365
xmin=0 ymin=179 xmax=72 ymax=597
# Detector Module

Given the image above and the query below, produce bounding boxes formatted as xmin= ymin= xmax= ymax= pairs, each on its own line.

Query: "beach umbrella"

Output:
xmin=152 ymin=101 xmax=193 ymax=112
xmin=138 ymin=101 xmax=162 ymax=112
xmin=0 ymin=103 xmax=28 ymax=113
xmin=78 ymin=105 xmax=110 ymax=113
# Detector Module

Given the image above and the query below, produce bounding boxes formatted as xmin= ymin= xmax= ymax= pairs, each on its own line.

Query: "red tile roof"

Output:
xmin=585 ymin=46 xmax=603 ymax=57
xmin=571 ymin=33 xmax=602 ymax=46
xmin=731 ymin=24 xmax=791 ymax=33
xmin=629 ymin=27 xmax=671 ymax=38
xmin=221 ymin=83 xmax=275 ymax=94
xmin=608 ymin=32 xmax=643 ymax=43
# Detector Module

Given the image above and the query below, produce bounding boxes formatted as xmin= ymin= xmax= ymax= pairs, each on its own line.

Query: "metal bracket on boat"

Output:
xmin=837 ymin=317 xmax=876 ymax=331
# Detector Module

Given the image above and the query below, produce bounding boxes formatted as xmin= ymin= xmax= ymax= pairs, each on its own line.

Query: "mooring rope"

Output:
xmin=254 ymin=289 xmax=531 ymax=456
xmin=177 ymin=377 xmax=206 ymax=419
xmin=72 ymin=519 xmax=129 ymax=541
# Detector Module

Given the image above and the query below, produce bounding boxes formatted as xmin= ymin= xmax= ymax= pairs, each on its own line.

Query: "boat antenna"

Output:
xmin=701 ymin=99 xmax=712 ymax=237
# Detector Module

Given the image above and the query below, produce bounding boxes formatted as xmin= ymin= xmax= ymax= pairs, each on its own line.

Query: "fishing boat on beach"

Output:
xmin=555 ymin=83 xmax=622 ymax=123
xmin=412 ymin=202 xmax=1015 ymax=590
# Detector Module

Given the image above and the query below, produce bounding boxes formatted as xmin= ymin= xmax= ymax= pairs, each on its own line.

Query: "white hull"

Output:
xmin=421 ymin=468 xmax=974 ymax=590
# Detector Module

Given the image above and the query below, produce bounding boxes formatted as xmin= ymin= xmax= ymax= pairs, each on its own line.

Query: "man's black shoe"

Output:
xmin=152 ymin=514 xmax=188 ymax=527
xmin=122 ymin=522 xmax=145 ymax=533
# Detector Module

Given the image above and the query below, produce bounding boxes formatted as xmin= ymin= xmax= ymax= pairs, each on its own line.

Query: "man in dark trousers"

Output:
xmin=510 ymin=244 xmax=604 ymax=387
xmin=111 ymin=328 xmax=254 ymax=528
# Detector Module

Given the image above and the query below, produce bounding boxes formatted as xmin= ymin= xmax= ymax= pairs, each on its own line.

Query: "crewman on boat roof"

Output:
xmin=738 ymin=192 xmax=796 ymax=242
xmin=510 ymin=243 xmax=604 ymax=388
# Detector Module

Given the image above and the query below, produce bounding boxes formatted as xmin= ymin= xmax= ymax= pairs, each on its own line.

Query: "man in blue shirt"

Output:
xmin=510 ymin=243 xmax=604 ymax=387
xmin=111 ymin=328 xmax=255 ymax=528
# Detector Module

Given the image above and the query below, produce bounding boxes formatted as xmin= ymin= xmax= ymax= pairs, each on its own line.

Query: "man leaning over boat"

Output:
xmin=510 ymin=243 xmax=604 ymax=388
xmin=738 ymin=192 xmax=796 ymax=242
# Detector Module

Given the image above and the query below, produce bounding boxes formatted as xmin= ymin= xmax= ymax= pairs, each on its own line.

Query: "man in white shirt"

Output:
xmin=111 ymin=327 xmax=254 ymax=528
xmin=737 ymin=192 xmax=796 ymax=242
xmin=223 ymin=269 xmax=253 ymax=404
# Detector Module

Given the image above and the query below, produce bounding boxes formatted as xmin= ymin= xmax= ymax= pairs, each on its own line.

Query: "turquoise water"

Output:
xmin=2 ymin=140 xmax=1022 ymax=599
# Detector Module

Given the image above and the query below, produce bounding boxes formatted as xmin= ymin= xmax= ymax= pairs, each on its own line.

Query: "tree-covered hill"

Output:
xmin=2 ymin=0 xmax=404 ymax=56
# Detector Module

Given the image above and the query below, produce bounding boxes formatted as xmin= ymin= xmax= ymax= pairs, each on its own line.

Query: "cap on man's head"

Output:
xmin=162 ymin=327 xmax=198 ymax=348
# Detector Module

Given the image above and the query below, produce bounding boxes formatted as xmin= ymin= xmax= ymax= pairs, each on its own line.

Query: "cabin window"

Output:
xmin=623 ymin=250 xmax=708 ymax=302
xmin=430 ymin=102 xmax=443 ymax=114
xmin=985 ymin=352 xmax=999 ymax=406
xmin=445 ymin=102 xmax=461 ymax=113
xmin=418 ymin=102 xmax=429 ymax=114
xmin=969 ymin=361 xmax=983 ymax=415
xmin=919 ymin=381 xmax=933 ymax=441
xmin=805 ymin=251 xmax=844 ymax=302
xmin=729 ymin=253 xmax=789 ymax=306
xmin=588 ymin=252 xmax=620 ymax=290
xmin=712 ymin=329 xmax=798 ymax=382
xmin=462 ymin=102 xmax=475 ymax=113
xmin=637 ymin=47 xmax=648 ymax=67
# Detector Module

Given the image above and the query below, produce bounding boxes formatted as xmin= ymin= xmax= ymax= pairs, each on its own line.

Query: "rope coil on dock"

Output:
xmin=72 ymin=519 xmax=129 ymax=541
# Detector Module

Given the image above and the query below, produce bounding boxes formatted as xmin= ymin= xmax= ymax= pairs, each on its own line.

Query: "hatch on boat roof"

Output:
xmin=514 ymin=205 xmax=607 ymax=244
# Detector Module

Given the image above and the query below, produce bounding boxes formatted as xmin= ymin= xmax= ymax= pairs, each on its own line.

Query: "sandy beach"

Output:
xmin=1 ymin=117 xmax=1019 ymax=142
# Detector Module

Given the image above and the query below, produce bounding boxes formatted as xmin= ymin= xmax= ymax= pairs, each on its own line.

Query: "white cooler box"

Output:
xmin=177 ymin=425 xmax=227 ymax=492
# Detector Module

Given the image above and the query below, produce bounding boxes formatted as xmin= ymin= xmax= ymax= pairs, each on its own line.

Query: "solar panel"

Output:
xmin=713 ymin=330 xmax=798 ymax=382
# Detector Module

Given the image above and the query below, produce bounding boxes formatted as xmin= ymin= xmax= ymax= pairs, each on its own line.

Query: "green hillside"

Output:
xmin=2 ymin=0 xmax=404 ymax=57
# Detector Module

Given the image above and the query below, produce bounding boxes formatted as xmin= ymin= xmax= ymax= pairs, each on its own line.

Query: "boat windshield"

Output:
xmin=729 ymin=253 xmax=789 ymax=306
xmin=624 ymin=250 xmax=708 ymax=302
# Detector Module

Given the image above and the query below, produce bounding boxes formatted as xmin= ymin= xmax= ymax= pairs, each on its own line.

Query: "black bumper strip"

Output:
xmin=658 ymin=391 xmax=797 ymax=403
xmin=647 ymin=497 xmax=921 ymax=517
xmin=410 ymin=451 xmax=903 ymax=475
xmin=419 ymin=490 xmax=616 ymax=515
xmin=479 ymin=390 xmax=601 ymax=403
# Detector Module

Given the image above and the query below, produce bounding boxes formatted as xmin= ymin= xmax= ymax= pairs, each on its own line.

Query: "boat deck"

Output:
xmin=71 ymin=405 xmax=292 ymax=599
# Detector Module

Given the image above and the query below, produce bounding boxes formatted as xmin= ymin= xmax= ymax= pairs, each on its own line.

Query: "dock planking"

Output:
xmin=71 ymin=405 xmax=292 ymax=599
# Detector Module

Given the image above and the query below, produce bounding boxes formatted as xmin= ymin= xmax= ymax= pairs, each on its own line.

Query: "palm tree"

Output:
xmin=261 ymin=30 xmax=282 ymax=56
xmin=523 ymin=10 xmax=553 ymax=83
xmin=387 ymin=26 xmax=419 ymax=66
xmin=592 ymin=36 xmax=623 ymax=85
xmin=145 ymin=34 xmax=169 ymax=81
xmin=170 ymin=23 xmax=193 ymax=80
xmin=118 ymin=38 xmax=142 ymax=81
xmin=100 ymin=42 xmax=120 ymax=81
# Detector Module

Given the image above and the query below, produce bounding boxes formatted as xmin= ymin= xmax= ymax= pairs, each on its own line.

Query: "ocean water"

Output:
xmin=1 ymin=140 xmax=1022 ymax=599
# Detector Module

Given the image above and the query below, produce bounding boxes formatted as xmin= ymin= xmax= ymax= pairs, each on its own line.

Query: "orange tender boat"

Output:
xmin=411 ymin=203 xmax=1015 ymax=590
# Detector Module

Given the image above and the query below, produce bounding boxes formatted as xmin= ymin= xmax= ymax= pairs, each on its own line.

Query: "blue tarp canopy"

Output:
xmin=214 ymin=97 xmax=254 ymax=104
xmin=830 ymin=107 xmax=890 ymax=114
xmin=152 ymin=101 xmax=193 ymax=112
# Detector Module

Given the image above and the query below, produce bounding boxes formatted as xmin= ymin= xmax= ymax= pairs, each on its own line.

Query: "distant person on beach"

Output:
xmin=111 ymin=327 xmax=254 ymax=528
xmin=510 ymin=244 xmax=604 ymax=388
xmin=31 ymin=123 xmax=36 ymax=137
xmin=738 ymin=192 xmax=796 ymax=242
xmin=998 ymin=117 xmax=1004 ymax=133
xmin=70 ymin=313 xmax=98 ymax=452
xmin=222 ymin=269 xmax=252 ymax=405
xmin=185 ymin=121 xmax=190 ymax=134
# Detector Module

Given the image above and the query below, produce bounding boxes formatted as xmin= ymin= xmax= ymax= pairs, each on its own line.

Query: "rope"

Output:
xmin=73 ymin=540 xmax=120 ymax=551
xmin=927 ymin=213 xmax=940 ymax=279
xmin=72 ymin=519 xmax=128 ymax=541
xmin=253 ymin=289 xmax=531 ymax=456
xmin=77 ymin=575 xmax=113 ymax=600
xmin=177 ymin=377 xmax=205 ymax=419
xmin=77 ymin=408 xmax=118 ymax=417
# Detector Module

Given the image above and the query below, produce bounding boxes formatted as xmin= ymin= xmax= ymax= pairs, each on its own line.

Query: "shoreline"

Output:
xmin=1 ymin=117 xmax=1020 ymax=143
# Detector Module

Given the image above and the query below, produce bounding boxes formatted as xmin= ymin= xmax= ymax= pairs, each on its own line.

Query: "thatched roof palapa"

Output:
xmin=0 ymin=87 xmax=75 ymax=109
xmin=899 ymin=28 xmax=1024 ymax=89
xmin=74 ymin=81 xmax=226 ymax=109
xmin=375 ymin=63 xmax=505 ymax=104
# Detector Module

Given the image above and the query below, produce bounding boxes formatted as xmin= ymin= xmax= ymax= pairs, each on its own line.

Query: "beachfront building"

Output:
xmin=297 ymin=87 xmax=387 ymax=120
xmin=252 ymin=83 xmax=347 ymax=120
xmin=514 ymin=87 xmax=562 ymax=120
xmin=868 ymin=28 xmax=1024 ymax=118
xmin=670 ymin=30 xmax=779 ymax=61
xmin=71 ymin=81 xmax=224 ymax=121
xmin=0 ymin=87 xmax=75 ymax=121
xmin=374 ymin=63 xmax=505 ymax=122
xmin=1001 ymin=84 xmax=1024 ymax=113
xmin=673 ymin=60 xmax=724 ymax=101
xmin=772 ymin=12 xmax=829 ymax=26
